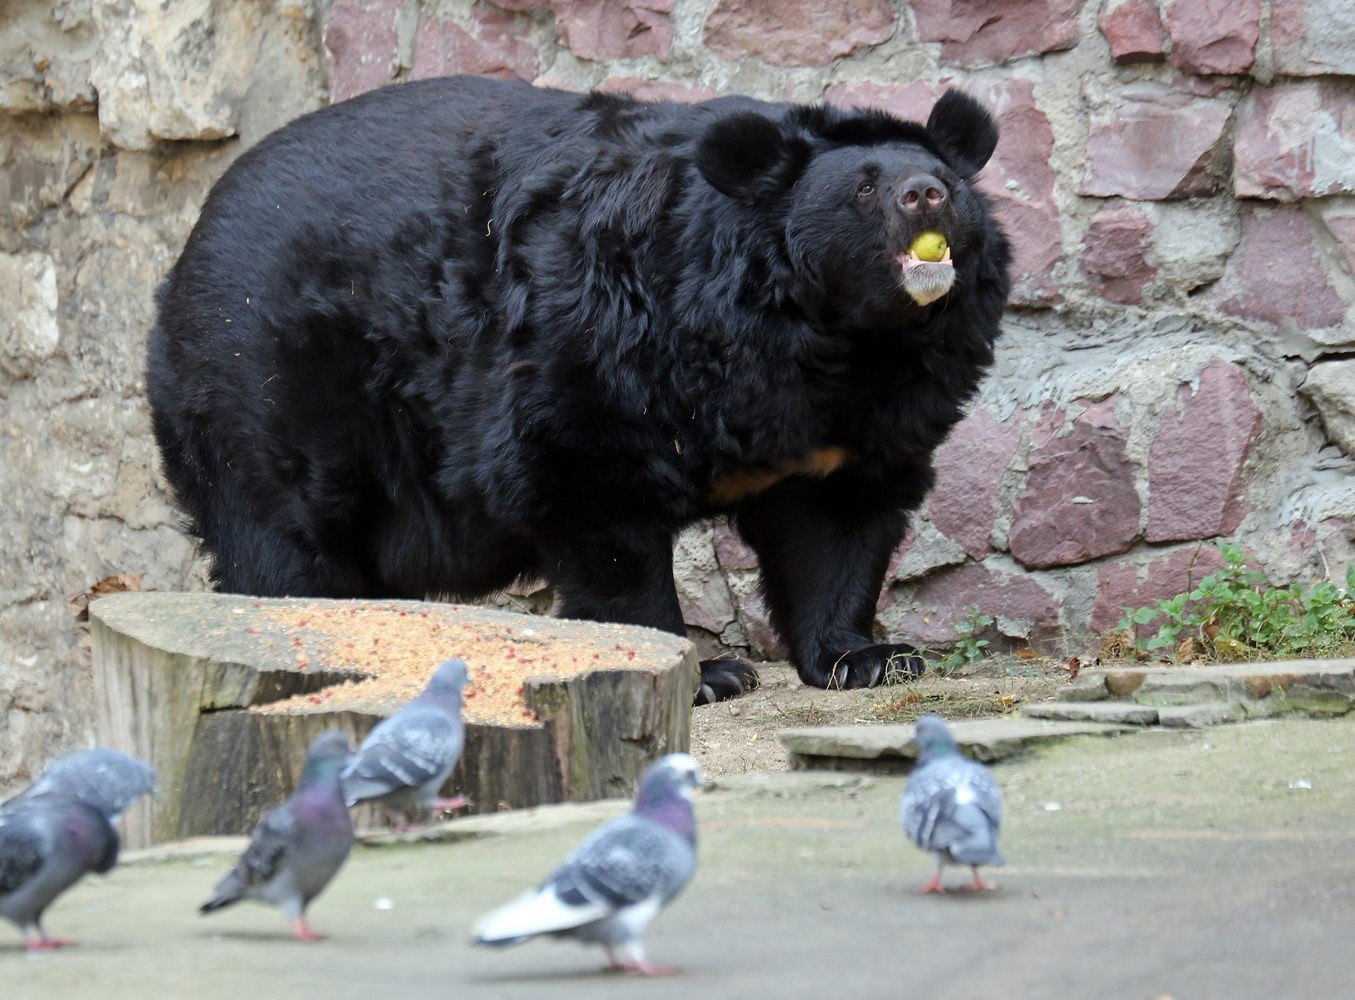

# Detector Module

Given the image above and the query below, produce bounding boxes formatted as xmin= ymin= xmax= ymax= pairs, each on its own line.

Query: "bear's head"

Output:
xmin=695 ymin=90 xmax=1003 ymax=330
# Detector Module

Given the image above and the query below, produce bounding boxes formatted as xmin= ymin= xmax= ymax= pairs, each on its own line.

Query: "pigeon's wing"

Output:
xmin=0 ymin=811 xmax=46 ymax=895
xmin=23 ymin=749 xmax=156 ymax=820
xmin=472 ymin=816 xmax=686 ymax=945
xmin=553 ymin=816 xmax=687 ymax=907
xmin=342 ymin=708 xmax=461 ymax=805
xmin=901 ymin=759 xmax=1003 ymax=857
xmin=233 ymin=804 xmax=296 ymax=890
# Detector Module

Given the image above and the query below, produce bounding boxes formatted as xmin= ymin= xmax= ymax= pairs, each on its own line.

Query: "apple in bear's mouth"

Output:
xmin=898 ymin=245 xmax=955 ymax=307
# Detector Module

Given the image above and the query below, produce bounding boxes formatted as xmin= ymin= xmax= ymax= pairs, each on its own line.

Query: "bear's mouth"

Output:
xmin=897 ymin=248 xmax=955 ymax=307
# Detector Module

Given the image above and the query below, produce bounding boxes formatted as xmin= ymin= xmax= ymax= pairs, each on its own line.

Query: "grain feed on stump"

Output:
xmin=247 ymin=603 xmax=675 ymax=727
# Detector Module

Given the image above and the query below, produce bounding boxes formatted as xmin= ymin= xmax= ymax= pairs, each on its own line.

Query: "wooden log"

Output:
xmin=89 ymin=592 xmax=695 ymax=849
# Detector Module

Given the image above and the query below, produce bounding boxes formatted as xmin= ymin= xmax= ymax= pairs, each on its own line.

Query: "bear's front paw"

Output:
xmin=820 ymin=643 xmax=927 ymax=690
xmin=696 ymin=658 xmax=760 ymax=705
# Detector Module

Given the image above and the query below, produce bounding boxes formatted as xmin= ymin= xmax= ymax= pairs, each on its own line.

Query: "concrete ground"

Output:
xmin=8 ymin=718 xmax=1355 ymax=999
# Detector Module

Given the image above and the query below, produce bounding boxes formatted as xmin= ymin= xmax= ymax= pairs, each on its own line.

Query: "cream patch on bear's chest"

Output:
xmin=708 ymin=446 xmax=851 ymax=505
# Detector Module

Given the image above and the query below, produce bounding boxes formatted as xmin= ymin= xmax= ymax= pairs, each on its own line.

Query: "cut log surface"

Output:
xmin=89 ymin=592 xmax=695 ymax=849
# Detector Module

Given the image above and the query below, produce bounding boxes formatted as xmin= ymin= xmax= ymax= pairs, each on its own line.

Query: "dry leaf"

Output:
xmin=69 ymin=572 xmax=145 ymax=622
xmin=1175 ymin=636 xmax=1199 ymax=662
xmin=1066 ymin=656 xmax=1081 ymax=681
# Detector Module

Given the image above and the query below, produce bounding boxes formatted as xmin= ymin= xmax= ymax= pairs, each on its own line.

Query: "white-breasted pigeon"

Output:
xmin=472 ymin=753 xmax=702 ymax=977
xmin=200 ymin=731 xmax=354 ymax=941
xmin=5 ymin=748 xmax=157 ymax=822
xmin=899 ymin=714 xmax=1004 ymax=893
xmin=342 ymin=659 xmax=468 ymax=825
xmin=0 ymin=794 xmax=119 ymax=950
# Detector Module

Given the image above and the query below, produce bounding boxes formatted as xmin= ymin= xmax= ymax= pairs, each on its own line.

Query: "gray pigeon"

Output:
xmin=0 ymin=794 xmax=119 ymax=950
xmin=342 ymin=659 xmax=468 ymax=825
xmin=5 ymin=748 xmax=157 ymax=822
xmin=200 ymin=731 xmax=354 ymax=941
xmin=472 ymin=753 xmax=701 ymax=977
xmin=899 ymin=714 xmax=1004 ymax=893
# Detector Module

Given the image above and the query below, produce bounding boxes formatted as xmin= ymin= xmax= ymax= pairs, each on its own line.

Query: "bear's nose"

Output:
xmin=896 ymin=174 xmax=948 ymax=215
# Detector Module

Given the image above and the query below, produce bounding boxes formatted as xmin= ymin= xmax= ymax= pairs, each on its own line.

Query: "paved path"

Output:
xmin=9 ymin=719 xmax=1355 ymax=999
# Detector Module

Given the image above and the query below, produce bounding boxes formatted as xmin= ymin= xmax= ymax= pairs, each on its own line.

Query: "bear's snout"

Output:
xmin=895 ymin=174 xmax=948 ymax=216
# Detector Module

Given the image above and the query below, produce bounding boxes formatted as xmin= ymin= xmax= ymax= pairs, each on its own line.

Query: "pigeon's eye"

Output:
xmin=855 ymin=181 xmax=876 ymax=201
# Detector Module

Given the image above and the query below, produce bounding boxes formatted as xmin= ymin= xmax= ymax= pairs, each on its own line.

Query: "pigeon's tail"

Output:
xmin=199 ymin=874 xmax=245 ymax=914
xmin=947 ymin=803 xmax=1004 ymax=867
xmin=471 ymin=887 xmax=609 ymax=945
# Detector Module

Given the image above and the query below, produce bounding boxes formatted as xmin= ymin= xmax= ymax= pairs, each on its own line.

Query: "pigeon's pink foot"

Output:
xmin=609 ymin=961 xmax=676 ymax=977
xmin=290 ymin=919 xmax=326 ymax=942
xmin=913 ymin=876 xmax=946 ymax=895
xmin=961 ymin=869 xmax=997 ymax=892
xmin=27 ymin=937 xmax=76 ymax=951
xmin=432 ymin=795 xmax=469 ymax=813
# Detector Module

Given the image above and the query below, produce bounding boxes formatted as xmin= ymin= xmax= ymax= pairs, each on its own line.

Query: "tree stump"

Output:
xmin=89 ymin=593 xmax=695 ymax=849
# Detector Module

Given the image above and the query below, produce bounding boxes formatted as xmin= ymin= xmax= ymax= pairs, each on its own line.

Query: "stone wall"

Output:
xmin=2 ymin=0 xmax=1353 ymax=786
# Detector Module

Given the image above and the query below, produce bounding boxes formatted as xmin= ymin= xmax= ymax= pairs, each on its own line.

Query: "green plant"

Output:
xmin=937 ymin=607 xmax=994 ymax=675
xmin=1116 ymin=542 xmax=1355 ymax=662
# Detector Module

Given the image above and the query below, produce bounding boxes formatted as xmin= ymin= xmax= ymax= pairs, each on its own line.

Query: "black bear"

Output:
xmin=148 ymin=76 xmax=1010 ymax=704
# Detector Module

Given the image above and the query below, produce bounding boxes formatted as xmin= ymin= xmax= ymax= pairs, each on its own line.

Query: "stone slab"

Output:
xmin=1155 ymin=702 xmax=1243 ymax=728
xmin=780 ymin=717 xmax=1131 ymax=772
xmin=1023 ymin=701 xmax=1161 ymax=725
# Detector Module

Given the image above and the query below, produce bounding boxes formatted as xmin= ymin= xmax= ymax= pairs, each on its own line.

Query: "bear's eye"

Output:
xmin=855 ymin=181 xmax=876 ymax=201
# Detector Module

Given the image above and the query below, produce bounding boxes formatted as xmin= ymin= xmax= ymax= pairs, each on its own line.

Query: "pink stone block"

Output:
xmin=1081 ymin=83 xmax=1231 ymax=199
xmin=1091 ymin=543 xmax=1227 ymax=631
xmin=909 ymin=0 xmax=1083 ymax=67
xmin=1079 ymin=204 xmax=1154 ymax=305
xmin=1211 ymin=206 xmax=1347 ymax=329
xmin=895 ymin=562 xmax=1060 ymax=646
xmin=553 ymin=0 xmax=675 ymax=62
xmin=1099 ymin=0 xmax=1167 ymax=63
xmin=1234 ymin=82 xmax=1355 ymax=202
xmin=1269 ymin=0 xmax=1355 ymax=77
xmin=411 ymin=7 xmax=540 ymax=83
xmin=323 ymin=0 xmax=402 ymax=104
xmin=597 ymin=77 xmax=718 ymax=104
xmin=1009 ymin=398 xmax=1142 ymax=569
xmin=704 ymin=0 xmax=893 ymax=68
xmin=1145 ymin=362 xmax=1262 ymax=544
xmin=1163 ymin=0 xmax=1259 ymax=75
xmin=928 ymin=408 xmax=1021 ymax=558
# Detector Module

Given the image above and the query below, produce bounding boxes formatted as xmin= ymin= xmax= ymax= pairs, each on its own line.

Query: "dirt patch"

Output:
xmin=691 ymin=657 xmax=1069 ymax=777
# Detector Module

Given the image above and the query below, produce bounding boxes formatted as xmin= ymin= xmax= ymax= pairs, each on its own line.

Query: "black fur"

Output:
xmin=147 ymin=77 xmax=1011 ymax=700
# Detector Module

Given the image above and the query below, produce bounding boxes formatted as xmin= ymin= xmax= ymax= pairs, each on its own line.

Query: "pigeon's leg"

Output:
xmin=290 ymin=917 xmax=326 ymax=942
xmin=914 ymin=857 xmax=947 ymax=895
xmin=962 ymin=866 xmax=997 ymax=892
xmin=605 ymin=940 xmax=676 ymax=977
xmin=25 ymin=922 xmax=76 ymax=951
xmin=432 ymin=795 xmax=470 ymax=813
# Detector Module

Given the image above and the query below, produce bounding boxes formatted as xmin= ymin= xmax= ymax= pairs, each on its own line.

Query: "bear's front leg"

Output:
xmin=541 ymin=531 xmax=759 ymax=704
xmin=733 ymin=475 xmax=927 ymax=690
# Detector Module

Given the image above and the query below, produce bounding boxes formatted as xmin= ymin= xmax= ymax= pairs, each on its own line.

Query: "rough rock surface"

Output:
xmin=1162 ymin=0 xmax=1260 ymax=75
xmin=1099 ymin=0 xmax=1166 ymax=63
xmin=1009 ymin=399 xmax=1141 ymax=569
xmin=1233 ymin=82 xmax=1355 ymax=201
xmin=908 ymin=0 xmax=1083 ymax=67
xmin=1303 ymin=360 xmax=1355 ymax=456
xmin=1080 ymin=203 xmax=1155 ymax=304
xmin=1081 ymin=83 xmax=1232 ymax=199
xmin=704 ymin=0 xmax=892 ymax=68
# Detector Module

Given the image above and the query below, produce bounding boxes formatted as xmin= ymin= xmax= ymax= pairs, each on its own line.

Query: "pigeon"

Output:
xmin=200 ymin=730 xmax=354 ymax=941
xmin=5 ymin=748 xmax=157 ymax=822
xmin=341 ymin=659 xmax=469 ymax=826
xmin=472 ymin=753 xmax=702 ymax=977
xmin=899 ymin=714 xmax=1004 ymax=893
xmin=0 ymin=794 xmax=119 ymax=950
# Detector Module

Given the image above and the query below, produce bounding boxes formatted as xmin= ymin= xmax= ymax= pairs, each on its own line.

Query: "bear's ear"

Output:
xmin=926 ymin=90 xmax=999 ymax=179
xmin=696 ymin=112 xmax=810 ymax=202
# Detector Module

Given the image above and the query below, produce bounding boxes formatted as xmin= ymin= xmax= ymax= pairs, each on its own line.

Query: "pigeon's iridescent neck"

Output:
xmin=636 ymin=797 xmax=696 ymax=843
